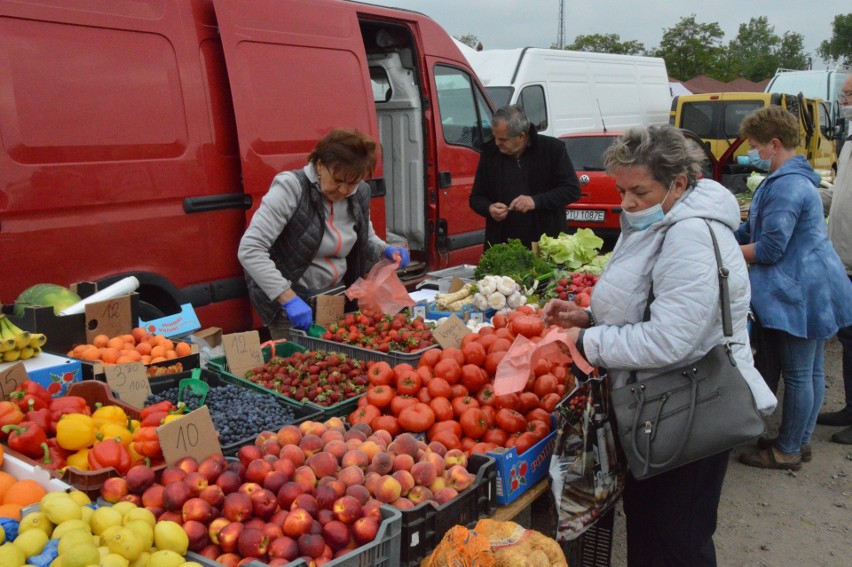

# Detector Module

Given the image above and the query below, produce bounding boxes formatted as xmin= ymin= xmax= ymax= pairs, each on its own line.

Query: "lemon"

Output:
xmin=0 ymin=524 xmax=5 ymax=545
xmin=181 ymin=563 xmax=204 ymax=567
xmin=42 ymin=495 xmax=83 ymax=524
xmin=101 ymin=553 xmax=130 ymax=567
xmin=90 ymin=507 xmax=123 ymax=535
xmin=105 ymin=528 xmax=144 ymax=562
xmin=122 ymin=508 xmax=155 ymax=529
xmin=67 ymin=491 xmax=92 ymax=507
xmin=129 ymin=551 xmax=150 ymax=567
xmin=53 ymin=519 xmax=92 ymax=539
xmin=99 ymin=545 xmax=110 ymax=557
xmin=152 ymin=522 xmax=187 ymax=556
xmin=14 ymin=528 xmax=49 ymax=557
xmin=100 ymin=525 xmax=123 ymax=545
xmin=123 ymin=520 xmax=153 ymax=551
xmin=19 ymin=510 xmax=55 ymax=536
xmin=81 ymin=506 xmax=94 ymax=525
xmin=143 ymin=549 xmax=184 ymax=567
xmin=0 ymin=542 xmax=26 ymax=567
xmin=50 ymin=555 xmax=63 ymax=567
xmin=58 ymin=529 xmax=96 ymax=555
xmin=61 ymin=543 xmax=100 ymax=567
xmin=111 ymin=502 xmax=136 ymax=517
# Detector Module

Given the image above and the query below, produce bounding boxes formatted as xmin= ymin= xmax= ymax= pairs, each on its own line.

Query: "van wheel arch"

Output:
xmin=95 ymin=273 xmax=185 ymax=322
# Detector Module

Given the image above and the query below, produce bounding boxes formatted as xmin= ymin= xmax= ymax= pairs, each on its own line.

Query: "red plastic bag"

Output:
xmin=345 ymin=259 xmax=415 ymax=314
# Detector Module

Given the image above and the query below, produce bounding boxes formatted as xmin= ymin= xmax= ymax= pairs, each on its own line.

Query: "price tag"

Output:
xmin=432 ymin=314 xmax=470 ymax=349
xmin=104 ymin=362 xmax=151 ymax=409
xmin=315 ymin=295 xmax=345 ymax=327
xmin=0 ymin=362 xmax=28 ymax=400
xmin=85 ymin=295 xmax=132 ymax=344
xmin=157 ymin=406 xmax=222 ymax=466
xmin=412 ymin=304 xmax=427 ymax=320
xmin=223 ymin=331 xmax=263 ymax=378
xmin=469 ymin=312 xmax=484 ymax=325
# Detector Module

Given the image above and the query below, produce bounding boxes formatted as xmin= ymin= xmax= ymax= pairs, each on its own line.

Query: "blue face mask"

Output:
xmin=623 ymin=183 xmax=673 ymax=231
xmin=747 ymin=149 xmax=771 ymax=171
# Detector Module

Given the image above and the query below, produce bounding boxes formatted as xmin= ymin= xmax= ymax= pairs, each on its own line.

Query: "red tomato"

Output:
xmin=429 ymin=396 xmax=454 ymax=422
xmin=430 ymin=429 xmax=461 ymax=451
xmin=511 ymin=314 xmax=545 ymax=338
xmin=491 ymin=313 xmax=507 ymax=329
xmin=371 ymin=415 xmax=401 ymax=437
xmin=495 ymin=408 xmax=526 ymax=434
xmin=461 ymin=342 xmax=487 ymax=367
xmin=480 ymin=405 xmax=497 ymax=428
xmin=469 ymin=442 xmax=498 ymax=456
xmin=494 ymin=393 xmax=520 ymax=412
xmin=450 ymin=384 xmax=469 ymax=399
xmin=460 ymin=437 xmax=477 ymax=453
xmin=427 ymin=377 xmax=452 ymax=399
xmin=434 ymin=358 xmax=462 ymax=385
xmin=518 ymin=392 xmax=541 ymax=414
xmin=419 ymin=349 xmax=443 ymax=368
xmin=366 ymin=385 xmax=394 ymax=409
xmin=367 ymin=362 xmax=394 ymax=386
xmin=460 ymin=364 xmax=488 ymax=394
xmin=483 ymin=427 xmax=509 ymax=446
xmin=390 ymin=395 xmax=419 ymax=417
xmin=476 ymin=384 xmax=497 ymax=407
xmin=539 ymin=392 xmax=561 ymax=413
xmin=398 ymin=402 xmax=436 ymax=433
xmin=440 ymin=347 xmax=465 ymax=366
xmin=416 ymin=365 xmax=433 ymax=386
xmin=533 ymin=374 xmax=558 ymax=398
xmin=484 ymin=352 xmax=506 ymax=376
xmin=451 ymin=396 xmax=480 ymax=419
xmin=428 ymin=419 xmax=463 ymax=441
xmin=396 ymin=371 xmax=422 ymax=396
xmin=526 ymin=408 xmax=552 ymax=425
xmin=348 ymin=404 xmax=381 ymax=426
xmin=460 ymin=407 xmax=489 ymax=440
xmin=487 ymin=338 xmax=512 ymax=355
xmin=357 ymin=395 xmax=369 ymax=408
xmin=393 ymin=363 xmax=415 ymax=382
xmin=514 ymin=432 xmax=539 ymax=455
xmin=532 ymin=358 xmax=551 ymax=377
xmin=460 ymin=333 xmax=479 ymax=348
xmin=417 ymin=388 xmax=433 ymax=403
xmin=552 ymin=365 xmax=568 ymax=384
xmin=526 ymin=419 xmax=550 ymax=442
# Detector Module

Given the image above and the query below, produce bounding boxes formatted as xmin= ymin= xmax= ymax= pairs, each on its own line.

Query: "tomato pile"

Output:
xmin=348 ymin=306 xmax=575 ymax=456
xmin=243 ymin=351 xmax=369 ymax=407
xmin=545 ymin=271 xmax=599 ymax=307
xmin=320 ymin=309 xmax=436 ymax=353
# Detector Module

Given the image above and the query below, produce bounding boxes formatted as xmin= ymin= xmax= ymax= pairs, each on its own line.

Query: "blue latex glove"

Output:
xmin=384 ymin=246 xmax=410 ymax=268
xmin=282 ymin=296 xmax=313 ymax=331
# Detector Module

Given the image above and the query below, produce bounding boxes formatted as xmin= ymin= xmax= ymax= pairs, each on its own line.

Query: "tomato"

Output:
xmin=358 ymin=395 xmax=369 ymax=408
xmin=398 ymin=402 xmax=436 ymax=433
xmin=487 ymin=338 xmax=512 ymax=355
xmin=460 ymin=437 xmax=477 ymax=453
xmin=416 ymin=365 xmax=433 ymax=386
xmin=371 ymin=415 xmax=401 ymax=437
xmin=480 ymin=405 xmax=497 ymax=428
xmin=367 ymin=361 xmax=394 ymax=386
xmin=366 ymin=385 xmax=394 ymax=409
xmin=511 ymin=432 xmax=539 ymax=455
xmin=495 ymin=408 xmax=526 ymax=434
xmin=552 ymin=365 xmax=568 ymax=384
xmin=428 ymin=419 xmax=463 ymax=440
xmin=427 ymin=377 xmax=452 ymax=399
xmin=525 ymin=408 xmax=552 ymax=425
xmin=533 ymin=374 xmax=558 ymax=398
xmin=461 ymin=342 xmax=487 ymax=367
xmin=532 ymin=358 xmax=551 ymax=377
xmin=451 ymin=396 xmax=480 ymax=419
xmin=539 ymin=392 xmax=561 ymax=413
xmin=460 ymin=407 xmax=488 ymax=440
xmin=494 ymin=393 xmax=520 ymax=412
xmin=418 ymin=349 xmax=443 ymax=368
xmin=477 ymin=334 xmax=499 ymax=352
xmin=450 ymin=384 xmax=469 ymax=399
xmin=460 ymin=333 xmax=479 ymax=348
xmin=460 ymin=364 xmax=488 ymax=394
xmin=469 ymin=442 xmax=498 ymax=456
xmin=417 ymin=387 xmax=433 ymax=403
xmin=348 ymin=404 xmax=381 ymax=426
xmin=511 ymin=314 xmax=545 ymax=338
xmin=393 ymin=363 xmax=415 ymax=382
xmin=390 ymin=395 xmax=419 ymax=417
xmin=483 ymin=427 xmax=509 ymax=446
xmin=429 ymin=396 xmax=454 ymax=422
xmin=491 ymin=313 xmax=507 ymax=329
xmin=476 ymin=384 xmax=497 ymax=407
xmin=396 ymin=371 xmax=422 ymax=396
xmin=494 ymin=326 xmax=514 ymax=341
xmin=433 ymin=358 xmax=462 ymax=385
xmin=484 ymin=352 xmax=506 ymax=376
xmin=526 ymin=419 xmax=550 ymax=442
xmin=430 ymin=429 xmax=461 ymax=451
xmin=518 ymin=392 xmax=540 ymax=414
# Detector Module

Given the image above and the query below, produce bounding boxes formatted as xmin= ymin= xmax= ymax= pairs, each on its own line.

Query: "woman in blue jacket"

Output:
xmin=736 ymin=106 xmax=852 ymax=470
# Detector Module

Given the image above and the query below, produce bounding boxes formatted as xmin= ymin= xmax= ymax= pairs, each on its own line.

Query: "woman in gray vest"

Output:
xmin=239 ymin=129 xmax=409 ymax=338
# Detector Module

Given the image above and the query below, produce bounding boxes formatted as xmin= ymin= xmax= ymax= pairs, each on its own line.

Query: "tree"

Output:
xmin=656 ymin=15 xmax=726 ymax=81
xmin=818 ymin=13 xmax=852 ymax=65
xmin=455 ymin=33 xmax=481 ymax=49
xmin=564 ymin=33 xmax=646 ymax=55
xmin=725 ymin=17 xmax=780 ymax=81
xmin=776 ymin=32 xmax=809 ymax=71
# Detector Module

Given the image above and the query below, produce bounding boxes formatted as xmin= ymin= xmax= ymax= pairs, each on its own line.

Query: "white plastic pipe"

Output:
xmin=58 ymin=276 xmax=140 ymax=315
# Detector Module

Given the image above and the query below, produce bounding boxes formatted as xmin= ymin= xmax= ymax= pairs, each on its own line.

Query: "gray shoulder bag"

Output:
xmin=610 ymin=221 xmax=765 ymax=480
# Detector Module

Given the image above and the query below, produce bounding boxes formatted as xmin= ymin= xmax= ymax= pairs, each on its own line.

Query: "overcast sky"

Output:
xmin=367 ymin=1 xmax=848 ymax=70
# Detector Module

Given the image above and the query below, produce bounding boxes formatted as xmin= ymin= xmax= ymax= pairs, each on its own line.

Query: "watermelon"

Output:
xmin=13 ymin=284 xmax=82 ymax=317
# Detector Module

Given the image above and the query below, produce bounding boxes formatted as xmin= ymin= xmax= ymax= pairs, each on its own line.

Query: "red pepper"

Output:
xmin=48 ymin=396 xmax=91 ymax=415
xmin=40 ymin=439 xmax=69 ymax=471
xmin=0 ymin=401 xmax=24 ymax=440
xmin=131 ymin=426 xmax=163 ymax=459
xmin=87 ymin=438 xmax=132 ymax=475
xmin=2 ymin=421 xmax=48 ymax=459
xmin=140 ymin=401 xmax=174 ymax=420
xmin=26 ymin=407 xmax=52 ymax=434
xmin=10 ymin=381 xmax=52 ymax=412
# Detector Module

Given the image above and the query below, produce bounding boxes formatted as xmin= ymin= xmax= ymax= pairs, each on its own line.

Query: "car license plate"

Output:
xmin=566 ymin=209 xmax=605 ymax=222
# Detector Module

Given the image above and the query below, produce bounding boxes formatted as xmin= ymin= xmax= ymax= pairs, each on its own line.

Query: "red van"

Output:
xmin=0 ymin=0 xmax=494 ymax=331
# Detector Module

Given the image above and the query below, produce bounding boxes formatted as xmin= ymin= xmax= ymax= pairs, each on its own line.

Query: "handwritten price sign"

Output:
xmin=433 ymin=314 xmax=470 ymax=349
xmin=223 ymin=331 xmax=263 ymax=378
xmin=157 ymin=406 xmax=221 ymax=465
xmin=0 ymin=362 xmax=28 ymax=400
xmin=104 ymin=362 xmax=151 ymax=409
xmin=85 ymin=295 xmax=132 ymax=344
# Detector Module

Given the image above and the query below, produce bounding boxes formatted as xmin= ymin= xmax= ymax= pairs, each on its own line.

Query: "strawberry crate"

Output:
xmin=398 ymin=453 xmax=497 ymax=567
xmin=206 ymin=340 xmax=367 ymax=421
xmin=290 ymin=329 xmax=439 ymax=366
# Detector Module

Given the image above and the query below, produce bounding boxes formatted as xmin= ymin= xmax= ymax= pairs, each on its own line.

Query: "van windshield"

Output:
xmin=485 ymin=86 xmax=513 ymax=108
xmin=766 ymin=73 xmax=830 ymax=99
xmin=681 ymin=101 xmax=763 ymax=139
xmin=562 ymin=136 xmax=620 ymax=171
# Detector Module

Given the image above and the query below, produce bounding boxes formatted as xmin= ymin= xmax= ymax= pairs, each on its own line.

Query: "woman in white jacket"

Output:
xmin=544 ymin=126 xmax=776 ymax=567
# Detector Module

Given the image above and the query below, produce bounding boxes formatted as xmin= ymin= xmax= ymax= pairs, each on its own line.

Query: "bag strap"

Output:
xmin=704 ymin=220 xmax=733 ymax=338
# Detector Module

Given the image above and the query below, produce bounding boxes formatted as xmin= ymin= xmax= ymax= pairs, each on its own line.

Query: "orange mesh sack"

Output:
xmin=424 ymin=525 xmax=495 ymax=567
xmin=345 ymin=259 xmax=415 ymax=314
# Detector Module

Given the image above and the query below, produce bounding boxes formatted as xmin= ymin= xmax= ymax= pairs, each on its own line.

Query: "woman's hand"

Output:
xmin=282 ymin=296 xmax=313 ymax=330
xmin=542 ymin=299 xmax=591 ymax=328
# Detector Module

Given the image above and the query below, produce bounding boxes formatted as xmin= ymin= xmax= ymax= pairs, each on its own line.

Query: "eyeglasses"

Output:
xmin=840 ymin=91 xmax=852 ymax=103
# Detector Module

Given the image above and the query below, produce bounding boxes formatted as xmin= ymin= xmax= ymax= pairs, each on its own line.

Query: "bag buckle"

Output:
xmin=644 ymin=420 xmax=652 ymax=434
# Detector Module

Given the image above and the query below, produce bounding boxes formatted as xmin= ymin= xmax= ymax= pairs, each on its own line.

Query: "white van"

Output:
xmin=765 ymin=67 xmax=851 ymax=142
xmin=464 ymin=47 xmax=672 ymax=136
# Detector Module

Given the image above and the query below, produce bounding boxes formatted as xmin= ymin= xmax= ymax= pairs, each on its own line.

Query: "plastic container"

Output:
xmin=398 ymin=453 xmax=497 ymax=567
xmin=290 ymin=329 xmax=439 ymax=366
xmin=561 ymin=506 xmax=615 ymax=567
xmin=147 ymin=368 xmax=321 ymax=456
xmin=187 ymin=505 xmax=402 ymax=567
xmin=207 ymin=340 xmax=366 ymax=420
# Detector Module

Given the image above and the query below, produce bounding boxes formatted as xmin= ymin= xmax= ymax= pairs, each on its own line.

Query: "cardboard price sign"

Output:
xmin=223 ymin=331 xmax=263 ymax=377
xmin=432 ymin=314 xmax=471 ymax=349
xmin=315 ymin=295 xmax=345 ymax=327
xmin=85 ymin=295 xmax=132 ymax=344
xmin=104 ymin=362 xmax=151 ymax=409
xmin=0 ymin=362 xmax=28 ymax=400
xmin=157 ymin=406 xmax=222 ymax=465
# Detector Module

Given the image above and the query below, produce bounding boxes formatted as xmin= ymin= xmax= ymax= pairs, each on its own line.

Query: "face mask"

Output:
xmin=747 ymin=149 xmax=772 ymax=171
xmin=841 ymin=105 xmax=852 ymax=120
xmin=624 ymin=183 xmax=673 ymax=231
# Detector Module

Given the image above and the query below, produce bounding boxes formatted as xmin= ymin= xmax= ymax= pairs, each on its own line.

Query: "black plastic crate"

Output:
xmin=398 ymin=453 xmax=497 ymax=567
xmin=146 ymin=368 xmax=321 ymax=456
xmin=561 ymin=507 xmax=615 ymax=567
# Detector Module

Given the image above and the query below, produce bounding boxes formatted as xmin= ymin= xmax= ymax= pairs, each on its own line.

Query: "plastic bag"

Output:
xmin=345 ymin=259 xmax=415 ymax=314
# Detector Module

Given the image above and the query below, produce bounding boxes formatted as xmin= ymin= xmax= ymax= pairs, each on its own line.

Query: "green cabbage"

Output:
xmin=537 ymin=229 xmax=604 ymax=270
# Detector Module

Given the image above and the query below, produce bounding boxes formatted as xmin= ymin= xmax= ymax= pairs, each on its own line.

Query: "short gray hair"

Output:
xmin=604 ymin=125 xmax=704 ymax=189
xmin=492 ymin=104 xmax=530 ymax=137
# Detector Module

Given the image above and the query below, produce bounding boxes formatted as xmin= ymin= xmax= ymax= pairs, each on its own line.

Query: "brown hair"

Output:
xmin=308 ymin=129 xmax=377 ymax=183
xmin=739 ymin=106 xmax=799 ymax=149
xmin=604 ymin=125 xmax=704 ymax=189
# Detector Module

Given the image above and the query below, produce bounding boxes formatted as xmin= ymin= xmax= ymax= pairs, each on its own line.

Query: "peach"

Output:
xmin=198 ymin=455 xmax=226 ymax=483
xmin=292 ymin=465 xmax=318 ymax=489
xmin=125 ymin=465 xmax=156 ymax=495
xmin=433 ymin=486 xmax=459 ymax=505
xmin=444 ymin=449 xmax=467 ymax=468
xmin=391 ymin=497 xmax=415 ymax=510
xmin=218 ymin=521 xmax=245 ymax=554
xmin=277 ymin=424 xmax=302 ymax=446
xmin=392 ymin=470 xmax=415 ymax=496
xmin=249 ymin=487 xmax=278 ymax=520
xmin=101 ymin=477 xmax=129 ymax=504
xmin=371 ymin=428 xmax=393 ymax=447
xmin=388 ymin=433 xmax=419 ymax=458
xmin=263 ymin=470 xmax=290 ymax=495
xmin=200 ymin=484 xmax=225 ymax=509
xmin=345 ymin=484 xmax=371 ymax=506
xmin=223 ymin=492 xmax=253 ymax=522
xmin=175 ymin=456 xmax=199 ymax=474
xmin=315 ymin=485 xmax=338 ymax=511
xmin=160 ymin=466 xmax=187 ymax=485
xmin=447 ymin=465 xmax=474 ymax=491
xmin=216 ymin=470 xmax=243 ymax=495
xmin=322 ymin=520 xmax=351 ymax=551
xmin=237 ymin=527 xmax=269 ymax=558
xmin=323 ymin=440 xmax=348 ymax=462
xmin=320 ymin=429 xmax=345 ymax=445
xmin=332 ymin=495 xmax=363 ymax=524
xmin=261 ymin=438 xmax=283 ymax=456
xmin=367 ymin=452 xmax=393 ymax=475
xmin=291 ymin=493 xmax=319 ymax=518
xmin=237 ymin=482 xmax=262 ymax=498
xmin=429 ymin=476 xmax=447 ymax=495
xmin=276 ymin=482 xmax=303 ymax=510
xmin=373 ymin=474 xmax=402 ymax=504
xmin=208 ymin=517 xmax=230 ymax=545
xmin=182 ymin=497 xmax=214 ymax=523
xmin=338 ymin=465 xmax=365 ymax=488
xmin=350 ymin=422 xmax=372 ymax=437
xmin=422 ymin=451 xmax=446 ymax=476
xmin=272 ymin=456 xmax=296 ymax=477
xmin=427 ymin=441 xmax=448 ymax=457
xmin=299 ymin=434 xmax=324 ymax=458
xmin=300 ymin=420 xmax=328 ymax=438
xmin=237 ymin=444 xmax=263 ymax=468
xmin=359 ymin=440 xmax=382 ymax=462
xmin=406 ymin=485 xmax=433 ymax=505
xmin=410 ymin=461 xmax=437 ymax=487
xmin=184 ymin=471 xmax=209 ymax=496
xmin=183 ymin=519 xmax=209 ymax=552
xmin=392 ymin=453 xmax=415 ymax=472
xmin=163 ymin=481 xmax=192 ymax=512
xmin=279 ymin=444 xmax=306 ymax=468
xmin=343 ymin=428 xmax=367 ymax=443
xmin=268 ymin=535 xmax=300 ymax=560
xmin=282 ymin=507 xmax=313 ymax=539
xmin=352 ymin=515 xmax=379 ymax=544
xmin=307 ymin=451 xmax=338 ymax=479
xmin=297 ymin=532 xmax=325 ymax=558
xmin=341 ymin=449 xmax=369 ymax=470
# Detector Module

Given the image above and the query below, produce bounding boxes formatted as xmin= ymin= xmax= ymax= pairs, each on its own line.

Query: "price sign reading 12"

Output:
xmin=223 ymin=331 xmax=263 ymax=377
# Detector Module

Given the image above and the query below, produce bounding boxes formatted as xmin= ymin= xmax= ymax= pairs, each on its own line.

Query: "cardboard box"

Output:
xmin=139 ymin=303 xmax=201 ymax=339
xmin=2 ymin=448 xmax=72 ymax=492
xmin=488 ymin=416 xmax=558 ymax=505
xmin=0 ymin=352 xmax=83 ymax=399
xmin=77 ymin=341 xmax=200 ymax=382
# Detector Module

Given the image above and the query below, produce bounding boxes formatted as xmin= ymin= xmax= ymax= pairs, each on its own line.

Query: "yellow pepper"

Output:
xmin=92 ymin=404 xmax=128 ymax=430
xmin=56 ymin=413 xmax=97 ymax=451
xmin=96 ymin=423 xmax=132 ymax=447
xmin=66 ymin=448 xmax=90 ymax=471
xmin=128 ymin=419 xmax=141 ymax=432
xmin=161 ymin=413 xmax=184 ymax=425
xmin=128 ymin=442 xmax=146 ymax=466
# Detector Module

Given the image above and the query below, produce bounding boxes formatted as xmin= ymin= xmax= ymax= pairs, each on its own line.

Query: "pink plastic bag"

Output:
xmin=345 ymin=259 xmax=415 ymax=314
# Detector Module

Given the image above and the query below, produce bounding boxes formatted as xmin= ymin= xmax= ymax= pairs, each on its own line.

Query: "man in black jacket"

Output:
xmin=469 ymin=105 xmax=580 ymax=248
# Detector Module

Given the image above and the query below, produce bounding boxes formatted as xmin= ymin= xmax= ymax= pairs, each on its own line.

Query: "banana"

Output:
xmin=32 ymin=346 xmax=42 ymax=357
xmin=18 ymin=346 xmax=34 ymax=360
xmin=2 ymin=348 xmax=21 ymax=362
xmin=28 ymin=333 xmax=47 ymax=348
xmin=0 ymin=315 xmax=32 ymax=349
